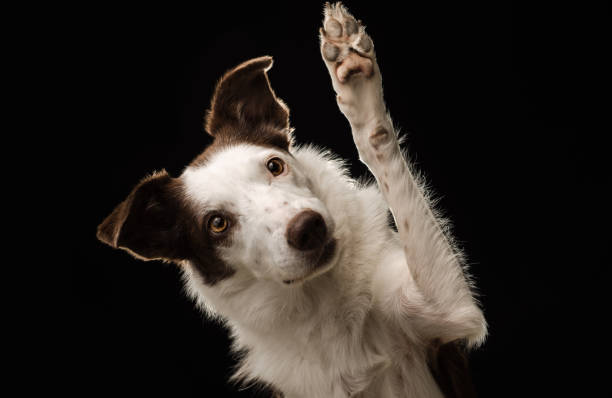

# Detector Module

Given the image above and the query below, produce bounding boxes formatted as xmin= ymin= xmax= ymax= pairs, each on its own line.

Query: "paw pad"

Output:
xmin=336 ymin=52 xmax=373 ymax=83
xmin=323 ymin=42 xmax=340 ymax=62
xmin=343 ymin=18 xmax=358 ymax=36
xmin=320 ymin=2 xmax=376 ymax=83
xmin=324 ymin=18 xmax=342 ymax=38
xmin=357 ymin=35 xmax=372 ymax=53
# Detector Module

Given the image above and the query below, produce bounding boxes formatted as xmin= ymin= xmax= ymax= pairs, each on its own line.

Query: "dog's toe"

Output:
xmin=322 ymin=41 xmax=340 ymax=62
xmin=324 ymin=17 xmax=342 ymax=38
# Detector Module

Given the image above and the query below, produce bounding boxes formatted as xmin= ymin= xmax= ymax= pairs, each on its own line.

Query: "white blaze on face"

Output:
xmin=181 ymin=144 xmax=335 ymax=283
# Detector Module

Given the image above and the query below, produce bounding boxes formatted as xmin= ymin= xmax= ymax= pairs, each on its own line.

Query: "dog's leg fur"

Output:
xmin=320 ymin=3 xmax=486 ymax=348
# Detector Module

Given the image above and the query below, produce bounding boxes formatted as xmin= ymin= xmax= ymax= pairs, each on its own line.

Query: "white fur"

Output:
xmin=176 ymin=4 xmax=486 ymax=397
xmin=179 ymin=144 xmax=485 ymax=397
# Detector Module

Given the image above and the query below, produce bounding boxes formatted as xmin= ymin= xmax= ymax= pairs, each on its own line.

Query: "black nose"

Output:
xmin=286 ymin=210 xmax=327 ymax=251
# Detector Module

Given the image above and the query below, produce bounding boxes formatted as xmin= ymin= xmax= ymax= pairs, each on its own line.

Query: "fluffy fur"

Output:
xmin=97 ymin=3 xmax=487 ymax=397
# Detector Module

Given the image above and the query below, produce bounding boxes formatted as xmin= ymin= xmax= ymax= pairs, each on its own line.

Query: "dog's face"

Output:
xmin=183 ymin=143 xmax=337 ymax=285
xmin=97 ymin=56 xmax=338 ymax=288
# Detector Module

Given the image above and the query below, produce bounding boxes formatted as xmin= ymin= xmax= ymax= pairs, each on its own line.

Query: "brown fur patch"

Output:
xmin=97 ymin=56 xmax=299 ymax=286
xmin=97 ymin=171 xmax=235 ymax=285
xmin=189 ymin=124 xmax=290 ymax=169
xmin=190 ymin=56 xmax=293 ymax=168
xmin=97 ymin=171 xmax=188 ymax=260
xmin=369 ymin=126 xmax=391 ymax=150
xmin=204 ymin=56 xmax=291 ymax=150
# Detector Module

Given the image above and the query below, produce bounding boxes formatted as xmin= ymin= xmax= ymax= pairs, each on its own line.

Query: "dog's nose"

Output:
xmin=286 ymin=210 xmax=327 ymax=251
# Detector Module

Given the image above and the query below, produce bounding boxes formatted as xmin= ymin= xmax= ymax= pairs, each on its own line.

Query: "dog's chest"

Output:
xmin=232 ymin=311 xmax=441 ymax=398
xmin=238 ymin=321 xmax=389 ymax=397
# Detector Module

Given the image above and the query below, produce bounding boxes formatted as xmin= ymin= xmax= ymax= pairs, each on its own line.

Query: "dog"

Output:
xmin=97 ymin=3 xmax=487 ymax=397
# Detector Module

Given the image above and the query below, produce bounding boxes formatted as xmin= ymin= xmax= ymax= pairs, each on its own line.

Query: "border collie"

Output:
xmin=97 ymin=3 xmax=487 ymax=397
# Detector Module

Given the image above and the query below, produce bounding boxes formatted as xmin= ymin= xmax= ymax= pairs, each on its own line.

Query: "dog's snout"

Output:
xmin=286 ymin=210 xmax=327 ymax=251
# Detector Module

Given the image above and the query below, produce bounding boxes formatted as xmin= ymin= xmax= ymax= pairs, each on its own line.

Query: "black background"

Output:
xmin=70 ymin=1 xmax=608 ymax=397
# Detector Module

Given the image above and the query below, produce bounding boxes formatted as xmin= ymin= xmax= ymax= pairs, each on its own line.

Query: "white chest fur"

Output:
xmin=226 ymin=274 xmax=445 ymax=398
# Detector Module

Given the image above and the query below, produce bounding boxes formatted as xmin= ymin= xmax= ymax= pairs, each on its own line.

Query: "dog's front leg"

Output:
xmin=319 ymin=3 xmax=486 ymax=346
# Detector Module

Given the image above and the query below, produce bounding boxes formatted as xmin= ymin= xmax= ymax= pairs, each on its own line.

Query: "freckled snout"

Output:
xmin=286 ymin=210 xmax=327 ymax=251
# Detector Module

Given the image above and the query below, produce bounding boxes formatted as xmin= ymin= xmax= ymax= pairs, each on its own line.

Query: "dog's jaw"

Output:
xmin=282 ymin=238 xmax=338 ymax=285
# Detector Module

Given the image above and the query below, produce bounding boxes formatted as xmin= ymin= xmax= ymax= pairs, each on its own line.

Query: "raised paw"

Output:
xmin=320 ymin=2 xmax=376 ymax=84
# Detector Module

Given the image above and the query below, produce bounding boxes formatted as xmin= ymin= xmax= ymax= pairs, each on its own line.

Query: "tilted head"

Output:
xmin=97 ymin=56 xmax=338 ymax=289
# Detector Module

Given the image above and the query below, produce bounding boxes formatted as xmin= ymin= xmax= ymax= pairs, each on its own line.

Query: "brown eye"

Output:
xmin=266 ymin=157 xmax=285 ymax=176
xmin=208 ymin=215 xmax=228 ymax=233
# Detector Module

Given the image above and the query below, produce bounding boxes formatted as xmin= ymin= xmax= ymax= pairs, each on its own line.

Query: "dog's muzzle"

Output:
xmin=283 ymin=209 xmax=336 ymax=285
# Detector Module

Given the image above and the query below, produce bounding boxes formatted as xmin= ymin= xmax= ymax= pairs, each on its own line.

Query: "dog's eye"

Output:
xmin=266 ymin=157 xmax=285 ymax=176
xmin=208 ymin=215 xmax=228 ymax=233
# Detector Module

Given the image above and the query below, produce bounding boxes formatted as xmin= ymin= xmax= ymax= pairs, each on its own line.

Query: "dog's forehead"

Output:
xmin=182 ymin=144 xmax=281 ymax=206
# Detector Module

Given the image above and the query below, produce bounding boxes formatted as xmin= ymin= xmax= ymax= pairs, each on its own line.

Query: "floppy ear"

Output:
xmin=205 ymin=56 xmax=291 ymax=146
xmin=97 ymin=170 xmax=189 ymax=262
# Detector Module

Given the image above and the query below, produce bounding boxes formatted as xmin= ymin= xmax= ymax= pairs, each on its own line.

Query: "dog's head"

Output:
xmin=97 ymin=56 xmax=338 ymax=287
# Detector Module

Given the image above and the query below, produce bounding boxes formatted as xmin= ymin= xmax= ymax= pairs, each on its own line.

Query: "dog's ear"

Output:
xmin=97 ymin=170 xmax=189 ymax=262
xmin=205 ymin=56 xmax=291 ymax=146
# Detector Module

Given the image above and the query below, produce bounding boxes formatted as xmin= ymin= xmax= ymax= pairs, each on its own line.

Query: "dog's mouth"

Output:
xmin=283 ymin=239 xmax=338 ymax=285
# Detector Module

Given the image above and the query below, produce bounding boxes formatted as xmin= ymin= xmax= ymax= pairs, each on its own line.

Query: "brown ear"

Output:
xmin=205 ymin=56 xmax=291 ymax=145
xmin=97 ymin=170 xmax=189 ymax=262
